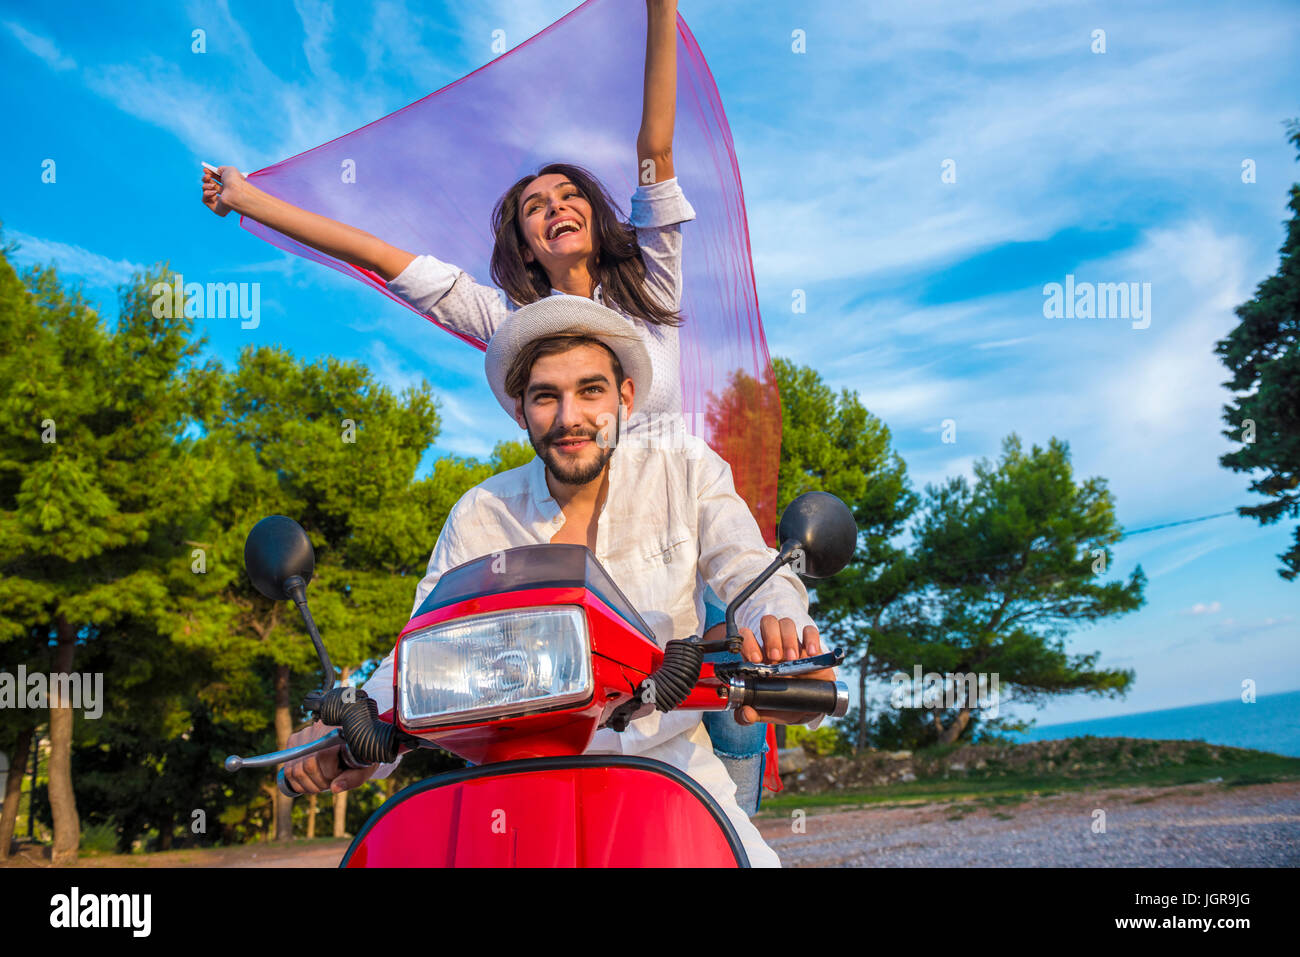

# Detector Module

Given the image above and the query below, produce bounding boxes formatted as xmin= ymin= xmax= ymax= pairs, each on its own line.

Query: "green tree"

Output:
xmin=0 ymin=234 xmax=538 ymax=852
xmin=1216 ymin=119 xmax=1300 ymax=581
xmin=181 ymin=339 xmax=535 ymax=841
xmin=768 ymin=359 xmax=920 ymax=749
xmin=0 ymin=238 xmax=227 ymax=864
xmin=57 ymin=367 xmax=530 ymax=851
xmin=181 ymin=343 xmax=442 ymax=840
xmin=873 ymin=434 xmax=1145 ymax=745
xmin=68 ymin=627 xmax=270 ymax=852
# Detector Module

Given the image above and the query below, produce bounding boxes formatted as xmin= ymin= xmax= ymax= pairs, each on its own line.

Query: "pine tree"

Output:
xmin=1216 ymin=119 xmax=1300 ymax=581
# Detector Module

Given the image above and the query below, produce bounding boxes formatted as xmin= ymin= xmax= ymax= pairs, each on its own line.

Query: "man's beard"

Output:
xmin=530 ymin=413 xmax=619 ymax=486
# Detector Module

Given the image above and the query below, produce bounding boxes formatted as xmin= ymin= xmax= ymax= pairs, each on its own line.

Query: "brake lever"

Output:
xmin=712 ymin=646 xmax=845 ymax=680
xmin=225 ymin=727 xmax=343 ymax=771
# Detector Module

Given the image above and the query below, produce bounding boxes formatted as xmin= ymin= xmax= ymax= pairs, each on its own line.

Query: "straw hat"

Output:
xmin=484 ymin=294 xmax=652 ymax=419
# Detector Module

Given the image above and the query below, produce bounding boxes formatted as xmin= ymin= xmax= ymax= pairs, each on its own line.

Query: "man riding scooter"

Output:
xmin=283 ymin=294 xmax=836 ymax=866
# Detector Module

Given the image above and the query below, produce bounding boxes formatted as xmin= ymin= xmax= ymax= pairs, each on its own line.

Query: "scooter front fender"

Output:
xmin=341 ymin=755 xmax=749 ymax=867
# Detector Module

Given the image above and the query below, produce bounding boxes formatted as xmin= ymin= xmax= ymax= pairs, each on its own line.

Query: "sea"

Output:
xmin=1004 ymin=688 xmax=1300 ymax=757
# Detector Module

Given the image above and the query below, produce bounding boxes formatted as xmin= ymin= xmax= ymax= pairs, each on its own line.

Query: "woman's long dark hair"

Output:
xmin=489 ymin=162 xmax=684 ymax=327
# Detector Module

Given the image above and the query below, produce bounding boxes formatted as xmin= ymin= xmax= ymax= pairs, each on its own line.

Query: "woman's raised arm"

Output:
xmin=637 ymin=0 xmax=678 ymax=185
xmin=201 ymin=165 xmax=417 ymax=282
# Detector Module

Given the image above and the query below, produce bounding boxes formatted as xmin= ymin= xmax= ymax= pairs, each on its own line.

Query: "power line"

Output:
xmin=1118 ymin=509 xmax=1240 ymax=539
xmin=898 ymin=507 xmax=1252 ymax=571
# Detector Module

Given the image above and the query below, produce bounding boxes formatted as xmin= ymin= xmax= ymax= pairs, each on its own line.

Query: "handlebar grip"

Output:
xmin=319 ymin=688 xmax=398 ymax=764
xmin=740 ymin=678 xmax=850 ymax=717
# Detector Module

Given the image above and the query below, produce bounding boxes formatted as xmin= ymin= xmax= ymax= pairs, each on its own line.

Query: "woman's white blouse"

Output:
xmin=384 ymin=176 xmax=697 ymax=418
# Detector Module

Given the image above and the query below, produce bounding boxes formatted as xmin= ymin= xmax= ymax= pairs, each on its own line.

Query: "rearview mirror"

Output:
xmin=777 ymin=491 xmax=857 ymax=579
xmin=244 ymin=515 xmax=315 ymax=601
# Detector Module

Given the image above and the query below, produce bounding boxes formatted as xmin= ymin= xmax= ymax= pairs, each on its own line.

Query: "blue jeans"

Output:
xmin=701 ymin=584 xmax=768 ymax=816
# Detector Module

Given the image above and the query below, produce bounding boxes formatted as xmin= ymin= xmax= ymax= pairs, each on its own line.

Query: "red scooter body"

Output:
xmin=342 ymin=757 xmax=747 ymax=867
xmin=342 ymin=544 xmax=749 ymax=867
xmin=239 ymin=501 xmax=853 ymax=868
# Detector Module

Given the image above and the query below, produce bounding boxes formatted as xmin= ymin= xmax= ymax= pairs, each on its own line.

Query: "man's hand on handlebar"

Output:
xmin=283 ymin=719 xmax=380 ymax=795
xmin=734 ymin=615 xmax=836 ymax=727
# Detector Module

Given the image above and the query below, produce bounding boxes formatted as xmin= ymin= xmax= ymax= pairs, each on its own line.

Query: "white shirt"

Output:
xmin=362 ymin=431 xmax=821 ymax=867
xmin=385 ymin=176 xmax=696 ymax=418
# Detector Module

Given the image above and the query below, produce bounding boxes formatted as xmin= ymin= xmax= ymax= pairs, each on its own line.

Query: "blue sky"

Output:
xmin=1 ymin=0 xmax=1297 ymax=729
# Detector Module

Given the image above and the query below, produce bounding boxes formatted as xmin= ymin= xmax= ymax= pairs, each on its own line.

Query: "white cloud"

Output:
xmin=63 ymin=0 xmax=415 ymax=173
xmin=437 ymin=0 xmax=578 ymax=61
xmin=366 ymin=340 xmax=425 ymax=395
xmin=3 ymin=20 xmax=75 ymax=71
xmin=219 ymin=256 xmax=305 ymax=281
xmin=293 ymin=0 xmax=339 ymax=85
xmin=364 ymin=337 xmax=513 ymax=460
xmin=1210 ymin=614 xmax=1295 ymax=643
xmin=83 ymin=57 xmax=271 ymax=169
xmin=7 ymin=231 xmax=144 ymax=290
xmin=739 ymin=5 xmax=1297 ymax=290
xmin=975 ymin=336 xmax=1035 ymax=350
xmin=1068 ymin=221 xmax=1255 ymax=515
xmin=826 ymin=216 xmax=1256 ymax=526
xmin=433 ymin=389 xmax=520 ymax=459
xmin=1149 ymin=541 xmax=1228 ymax=579
xmin=361 ymin=0 xmax=461 ymax=90
xmin=1186 ymin=601 xmax=1222 ymax=615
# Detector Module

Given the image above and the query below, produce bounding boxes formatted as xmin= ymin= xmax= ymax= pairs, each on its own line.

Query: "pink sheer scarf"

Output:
xmin=240 ymin=0 xmax=781 ymax=544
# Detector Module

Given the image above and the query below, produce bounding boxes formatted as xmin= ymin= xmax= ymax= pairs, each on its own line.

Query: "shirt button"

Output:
xmin=552 ymin=516 xmax=563 ymax=525
xmin=663 ymin=550 xmax=672 ymax=564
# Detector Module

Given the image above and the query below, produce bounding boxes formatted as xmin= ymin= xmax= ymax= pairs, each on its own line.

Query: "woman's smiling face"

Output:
xmin=518 ymin=173 xmax=596 ymax=273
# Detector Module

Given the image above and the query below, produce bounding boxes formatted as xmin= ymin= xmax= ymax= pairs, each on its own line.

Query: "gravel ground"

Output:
xmin=1 ymin=837 xmax=354 ymax=868
xmin=6 ymin=781 xmax=1295 ymax=867
xmin=755 ymin=781 xmax=1300 ymax=867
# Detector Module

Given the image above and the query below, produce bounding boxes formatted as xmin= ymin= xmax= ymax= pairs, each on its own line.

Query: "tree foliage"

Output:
xmin=1216 ymin=119 xmax=1300 ymax=580
xmin=869 ymin=434 xmax=1145 ymax=745
xmin=771 ymin=359 xmax=918 ymax=625
xmin=0 ymin=234 xmax=228 ymax=862
xmin=0 ymin=236 xmax=529 ymax=853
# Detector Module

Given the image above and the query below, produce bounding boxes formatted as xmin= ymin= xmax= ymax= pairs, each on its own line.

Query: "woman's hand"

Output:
xmin=201 ymin=164 xmax=248 ymax=217
xmin=198 ymin=162 xmax=415 ymax=280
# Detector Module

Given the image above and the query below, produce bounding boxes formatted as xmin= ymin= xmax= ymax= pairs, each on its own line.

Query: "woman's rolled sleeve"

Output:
xmin=630 ymin=176 xmax=697 ymax=229
xmin=629 ymin=178 xmax=696 ymax=313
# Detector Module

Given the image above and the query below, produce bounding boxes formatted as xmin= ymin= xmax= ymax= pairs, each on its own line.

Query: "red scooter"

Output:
xmin=225 ymin=491 xmax=856 ymax=867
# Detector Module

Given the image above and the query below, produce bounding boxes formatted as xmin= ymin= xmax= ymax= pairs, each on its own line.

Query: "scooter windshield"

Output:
xmin=412 ymin=544 xmax=657 ymax=643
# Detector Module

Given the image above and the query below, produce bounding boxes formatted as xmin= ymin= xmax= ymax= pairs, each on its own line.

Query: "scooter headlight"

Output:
xmin=397 ymin=606 xmax=592 ymax=728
